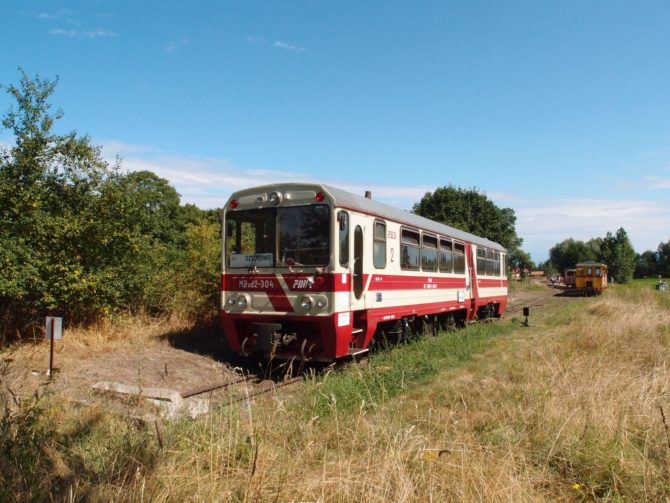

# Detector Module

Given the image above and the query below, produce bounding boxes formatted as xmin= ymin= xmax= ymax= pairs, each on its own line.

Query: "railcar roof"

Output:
xmin=227 ymin=182 xmax=506 ymax=252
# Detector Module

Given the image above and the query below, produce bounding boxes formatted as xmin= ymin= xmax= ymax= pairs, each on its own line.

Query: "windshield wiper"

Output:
xmin=248 ymin=253 xmax=260 ymax=274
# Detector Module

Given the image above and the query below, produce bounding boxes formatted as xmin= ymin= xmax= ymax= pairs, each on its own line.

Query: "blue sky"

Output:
xmin=2 ymin=0 xmax=670 ymax=262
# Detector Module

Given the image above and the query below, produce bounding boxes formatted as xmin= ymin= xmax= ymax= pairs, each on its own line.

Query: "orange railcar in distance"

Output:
xmin=575 ymin=261 xmax=608 ymax=296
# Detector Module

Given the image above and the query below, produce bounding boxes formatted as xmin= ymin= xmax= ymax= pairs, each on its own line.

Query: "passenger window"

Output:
xmin=422 ymin=234 xmax=438 ymax=272
xmin=485 ymin=250 xmax=495 ymax=276
xmin=439 ymin=239 xmax=453 ymax=273
xmin=373 ymin=220 xmax=386 ymax=269
xmin=338 ymin=211 xmax=349 ymax=267
xmin=476 ymin=247 xmax=503 ymax=276
xmin=453 ymin=242 xmax=465 ymax=274
xmin=477 ymin=248 xmax=486 ymax=275
xmin=400 ymin=228 xmax=420 ymax=270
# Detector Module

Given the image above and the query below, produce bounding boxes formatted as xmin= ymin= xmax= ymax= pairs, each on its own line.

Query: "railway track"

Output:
xmin=176 ymin=363 xmax=306 ymax=410
xmin=98 ymin=289 xmax=560 ymax=418
xmin=179 ymin=287 xmax=562 ymax=411
xmin=503 ymin=285 xmax=560 ymax=319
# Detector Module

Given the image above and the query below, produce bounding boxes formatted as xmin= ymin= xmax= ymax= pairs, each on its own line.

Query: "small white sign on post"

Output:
xmin=45 ymin=316 xmax=63 ymax=378
xmin=46 ymin=316 xmax=63 ymax=340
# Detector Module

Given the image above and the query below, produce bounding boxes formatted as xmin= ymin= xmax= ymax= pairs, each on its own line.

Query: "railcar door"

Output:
xmin=466 ymin=244 xmax=477 ymax=320
xmin=349 ymin=215 xmax=368 ymax=312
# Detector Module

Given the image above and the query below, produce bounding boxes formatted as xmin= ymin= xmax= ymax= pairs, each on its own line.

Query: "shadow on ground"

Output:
xmin=160 ymin=318 xmax=307 ymax=381
xmin=161 ymin=318 xmax=237 ymax=363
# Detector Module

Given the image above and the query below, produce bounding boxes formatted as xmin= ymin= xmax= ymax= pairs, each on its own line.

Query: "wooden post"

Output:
xmin=48 ymin=317 xmax=55 ymax=378
xmin=45 ymin=316 xmax=62 ymax=378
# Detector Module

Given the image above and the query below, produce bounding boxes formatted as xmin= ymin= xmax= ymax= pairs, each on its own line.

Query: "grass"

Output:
xmin=301 ymin=320 xmax=517 ymax=420
xmin=2 ymin=284 xmax=670 ymax=501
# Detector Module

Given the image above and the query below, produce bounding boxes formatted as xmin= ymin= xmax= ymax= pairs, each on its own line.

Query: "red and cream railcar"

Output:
xmin=221 ymin=183 xmax=508 ymax=361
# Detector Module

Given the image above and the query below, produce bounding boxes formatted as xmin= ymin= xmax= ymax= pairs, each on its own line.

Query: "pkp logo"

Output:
xmin=292 ymin=277 xmax=314 ymax=289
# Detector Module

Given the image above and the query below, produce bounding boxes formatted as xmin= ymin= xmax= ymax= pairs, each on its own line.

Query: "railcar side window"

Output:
xmin=373 ymin=220 xmax=387 ymax=269
xmin=486 ymin=249 xmax=495 ymax=275
xmin=338 ymin=211 xmax=349 ymax=267
xmin=477 ymin=248 xmax=486 ymax=275
xmin=477 ymin=247 xmax=503 ymax=276
xmin=453 ymin=242 xmax=465 ymax=274
xmin=421 ymin=234 xmax=438 ymax=272
xmin=400 ymin=228 xmax=420 ymax=270
xmin=439 ymin=238 xmax=453 ymax=273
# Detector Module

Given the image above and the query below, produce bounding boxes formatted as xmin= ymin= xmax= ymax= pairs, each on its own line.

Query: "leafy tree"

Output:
xmin=547 ymin=238 xmax=601 ymax=273
xmin=657 ymin=239 xmax=670 ymax=277
xmin=537 ymin=260 xmax=558 ymax=277
xmin=0 ymin=70 xmax=221 ymax=340
xmin=0 ymin=70 xmax=115 ymax=325
xmin=122 ymin=170 xmax=182 ymax=244
xmin=634 ymin=250 xmax=658 ymax=278
xmin=412 ymin=185 xmax=523 ymax=252
xmin=509 ymin=248 xmax=535 ymax=272
xmin=174 ymin=218 xmax=222 ymax=316
xmin=600 ymin=227 xmax=636 ymax=284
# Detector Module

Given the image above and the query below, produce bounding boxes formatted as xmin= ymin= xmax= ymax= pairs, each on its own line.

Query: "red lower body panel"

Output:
xmin=221 ymin=295 xmax=507 ymax=361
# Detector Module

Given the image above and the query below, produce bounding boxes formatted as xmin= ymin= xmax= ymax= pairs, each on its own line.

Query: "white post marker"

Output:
xmin=46 ymin=316 xmax=63 ymax=377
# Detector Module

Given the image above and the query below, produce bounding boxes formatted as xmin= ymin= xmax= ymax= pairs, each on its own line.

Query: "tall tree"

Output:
xmin=509 ymin=248 xmax=535 ymax=272
xmin=547 ymin=238 xmax=601 ymax=273
xmin=0 ymin=70 xmax=113 ymax=322
xmin=635 ymin=250 xmax=658 ymax=278
xmin=657 ymin=239 xmax=670 ymax=277
xmin=412 ymin=186 xmax=523 ymax=252
xmin=600 ymin=227 xmax=636 ymax=284
xmin=0 ymin=70 xmax=221 ymax=339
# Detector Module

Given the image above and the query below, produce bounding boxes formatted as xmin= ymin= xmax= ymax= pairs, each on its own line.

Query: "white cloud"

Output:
xmin=643 ymin=176 xmax=670 ymax=189
xmin=100 ymin=140 xmax=670 ymax=261
xmin=49 ymin=27 xmax=118 ymax=39
xmin=164 ymin=37 xmax=190 ymax=53
xmin=50 ymin=28 xmax=77 ymax=37
xmin=100 ymin=140 xmax=158 ymax=155
xmin=100 ymin=141 xmax=431 ymax=209
xmin=515 ymin=197 xmax=670 ymax=260
xmin=36 ymin=9 xmax=77 ymax=20
xmin=84 ymin=28 xmax=118 ymax=39
xmin=274 ymin=40 xmax=306 ymax=52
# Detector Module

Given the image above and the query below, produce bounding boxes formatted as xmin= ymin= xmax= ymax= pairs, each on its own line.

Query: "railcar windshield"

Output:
xmin=225 ymin=205 xmax=330 ymax=268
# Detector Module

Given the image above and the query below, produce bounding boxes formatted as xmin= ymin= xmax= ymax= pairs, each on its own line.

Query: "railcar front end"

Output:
xmin=221 ymin=186 xmax=351 ymax=361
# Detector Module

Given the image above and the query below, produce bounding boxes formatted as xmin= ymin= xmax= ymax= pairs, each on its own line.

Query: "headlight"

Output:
xmin=268 ymin=191 xmax=282 ymax=205
xmin=300 ymin=296 xmax=313 ymax=310
xmin=237 ymin=295 xmax=249 ymax=308
xmin=227 ymin=296 xmax=237 ymax=306
xmin=315 ymin=296 xmax=328 ymax=309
